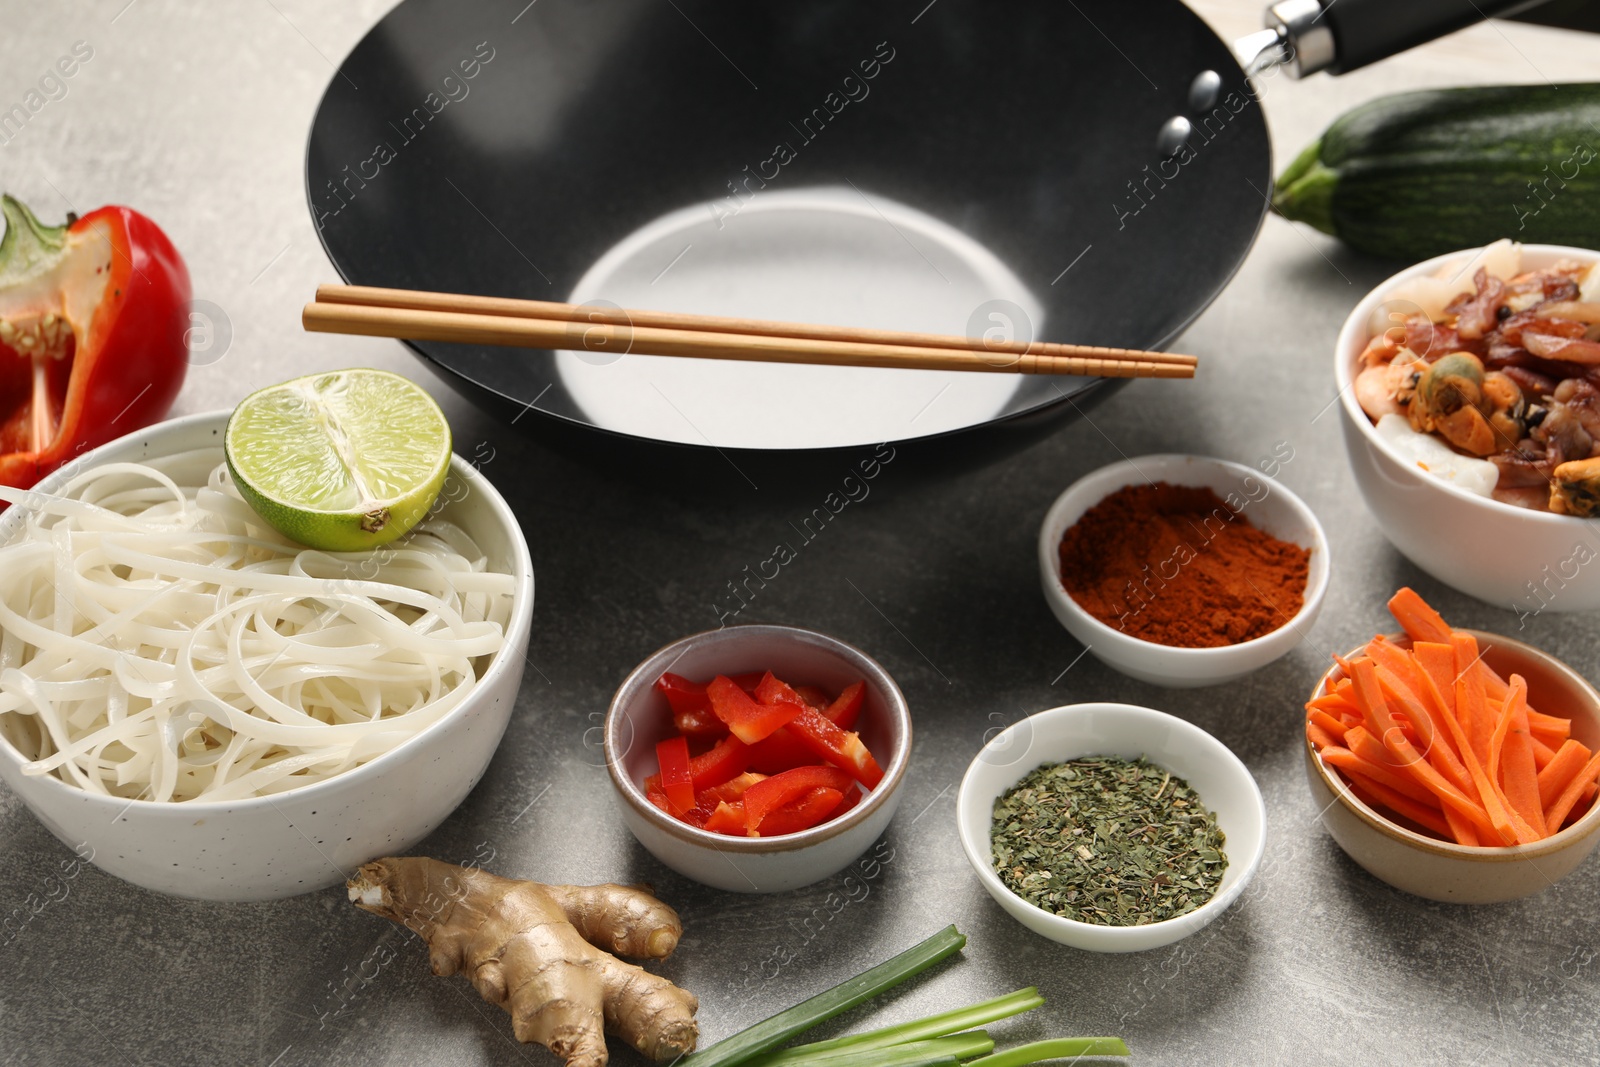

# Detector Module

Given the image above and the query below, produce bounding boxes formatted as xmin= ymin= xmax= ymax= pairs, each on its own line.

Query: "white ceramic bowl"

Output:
xmin=1037 ymin=454 xmax=1330 ymax=687
xmin=606 ymin=625 xmax=910 ymax=893
xmin=0 ymin=411 xmax=535 ymax=901
xmin=1336 ymin=244 xmax=1600 ymax=612
xmin=957 ymin=702 xmax=1266 ymax=953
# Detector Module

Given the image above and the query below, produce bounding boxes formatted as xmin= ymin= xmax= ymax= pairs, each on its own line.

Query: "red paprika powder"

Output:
xmin=1058 ymin=481 xmax=1310 ymax=648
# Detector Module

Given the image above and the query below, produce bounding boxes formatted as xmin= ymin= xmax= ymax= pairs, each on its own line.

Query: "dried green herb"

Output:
xmin=990 ymin=756 xmax=1226 ymax=926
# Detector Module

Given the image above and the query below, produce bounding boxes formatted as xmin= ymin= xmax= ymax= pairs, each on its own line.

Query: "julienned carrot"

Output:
xmin=1545 ymin=751 xmax=1600 ymax=835
xmin=1308 ymin=709 xmax=1350 ymax=740
xmin=1307 ymin=719 xmax=1341 ymax=751
xmin=1344 ymin=772 xmax=1452 ymax=837
xmin=1321 ymin=744 xmax=1439 ymax=806
xmin=1530 ymin=735 xmax=1557 ymax=770
xmin=1410 ymin=663 xmax=1519 ymax=847
xmin=1367 ymin=650 xmax=1439 ymax=751
xmin=1349 ymin=660 xmax=1501 ymax=841
xmin=1393 ymin=588 xmax=1569 ymax=737
xmin=1528 ymin=709 xmax=1571 ymax=745
xmin=1388 ymin=587 xmax=1451 ymax=644
xmin=1497 ymin=676 xmax=1545 ymax=833
xmin=1374 ymin=665 xmax=1473 ymax=797
xmin=1411 ymin=642 xmax=1458 ymax=720
xmin=1442 ymin=805 xmax=1480 ymax=846
xmin=1486 ymin=680 xmax=1516 ymax=785
xmin=1452 ymin=632 xmax=1493 ymax=765
xmin=1537 ymin=739 xmax=1594 ymax=809
xmin=1309 ymin=691 xmax=1359 ymax=716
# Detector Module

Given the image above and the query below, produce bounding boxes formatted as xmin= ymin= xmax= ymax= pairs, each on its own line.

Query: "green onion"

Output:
xmin=677 ymin=925 xmax=967 ymax=1067
xmin=750 ymin=988 xmax=1043 ymax=1066
xmin=772 ymin=1032 xmax=994 ymax=1067
xmin=964 ymin=1037 xmax=1131 ymax=1066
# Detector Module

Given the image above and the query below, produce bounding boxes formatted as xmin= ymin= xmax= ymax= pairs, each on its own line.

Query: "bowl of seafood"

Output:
xmin=1337 ymin=241 xmax=1600 ymax=612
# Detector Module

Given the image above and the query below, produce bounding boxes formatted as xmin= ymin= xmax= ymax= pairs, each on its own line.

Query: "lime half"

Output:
xmin=225 ymin=369 xmax=452 ymax=552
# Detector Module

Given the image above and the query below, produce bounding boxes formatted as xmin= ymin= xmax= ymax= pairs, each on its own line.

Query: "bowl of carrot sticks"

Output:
xmin=1304 ymin=587 xmax=1600 ymax=903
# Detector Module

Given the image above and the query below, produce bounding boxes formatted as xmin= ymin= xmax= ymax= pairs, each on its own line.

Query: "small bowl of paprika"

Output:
xmin=1038 ymin=453 xmax=1330 ymax=687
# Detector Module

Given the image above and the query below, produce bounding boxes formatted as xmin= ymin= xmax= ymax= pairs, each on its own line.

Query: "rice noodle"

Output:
xmin=0 ymin=447 xmax=515 ymax=802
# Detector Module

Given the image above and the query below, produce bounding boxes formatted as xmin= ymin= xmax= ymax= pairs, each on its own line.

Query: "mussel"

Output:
xmin=1551 ymin=456 xmax=1600 ymax=517
xmin=1409 ymin=352 xmax=1497 ymax=456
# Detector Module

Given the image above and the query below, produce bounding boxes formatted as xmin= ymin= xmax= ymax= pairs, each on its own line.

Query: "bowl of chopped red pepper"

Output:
xmin=605 ymin=624 xmax=911 ymax=893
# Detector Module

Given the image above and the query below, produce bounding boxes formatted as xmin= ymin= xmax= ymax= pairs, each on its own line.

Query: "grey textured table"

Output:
xmin=3 ymin=3 xmax=1599 ymax=1065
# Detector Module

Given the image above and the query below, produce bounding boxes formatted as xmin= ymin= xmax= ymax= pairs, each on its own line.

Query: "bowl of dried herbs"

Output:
xmin=956 ymin=702 xmax=1266 ymax=952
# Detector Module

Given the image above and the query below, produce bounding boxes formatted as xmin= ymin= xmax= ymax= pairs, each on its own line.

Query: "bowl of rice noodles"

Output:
xmin=0 ymin=411 xmax=534 ymax=901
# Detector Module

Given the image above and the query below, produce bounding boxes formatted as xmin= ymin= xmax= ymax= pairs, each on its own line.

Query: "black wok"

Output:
xmin=305 ymin=0 xmax=1538 ymax=489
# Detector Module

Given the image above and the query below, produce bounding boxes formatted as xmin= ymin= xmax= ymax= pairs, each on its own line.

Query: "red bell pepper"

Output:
xmin=833 ymin=782 xmax=864 ymax=816
xmin=0 ymin=195 xmax=190 ymax=493
xmin=654 ymin=736 xmax=696 ymax=816
xmin=754 ymin=787 xmax=845 ymax=836
xmin=656 ymin=671 xmax=767 ymax=737
xmin=793 ymin=684 xmax=833 ymax=710
xmin=700 ymin=782 xmax=849 ymax=837
xmin=707 ymin=674 xmax=804 ymax=744
xmin=743 ymin=765 xmax=856 ymax=832
xmin=645 ymin=732 xmax=750 ymax=794
xmin=755 ymin=674 xmax=884 ymax=788
xmin=702 ymin=800 xmax=747 ymax=836
xmin=824 ymin=681 xmax=866 ymax=730
xmin=656 ymin=771 xmax=767 ymax=829
xmin=747 ymin=726 xmax=813 ymax=773
xmin=673 ymin=703 xmax=727 ymax=739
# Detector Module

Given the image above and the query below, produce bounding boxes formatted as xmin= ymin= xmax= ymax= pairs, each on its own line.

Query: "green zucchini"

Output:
xmin=1272 ymin=83 xmax=1600 ymax=258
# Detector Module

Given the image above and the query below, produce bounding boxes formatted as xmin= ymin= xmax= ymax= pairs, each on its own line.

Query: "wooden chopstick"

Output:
xmin=304 ymin=285 xmax=1196 ymax=379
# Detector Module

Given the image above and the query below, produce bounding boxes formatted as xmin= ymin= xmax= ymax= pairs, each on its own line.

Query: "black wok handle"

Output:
xmin=1257 ymin=0 xmax=1551 ymax=77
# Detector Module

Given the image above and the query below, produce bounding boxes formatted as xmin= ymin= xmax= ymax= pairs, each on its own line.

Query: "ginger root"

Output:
xmin=348 ymin=856 xmax=698 ymax=1066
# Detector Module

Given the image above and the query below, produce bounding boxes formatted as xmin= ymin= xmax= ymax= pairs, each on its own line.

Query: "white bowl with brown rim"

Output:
xmin=604 ymin=625 xmax=910 ymax=893
xmin=1305 ymin=629 xmax=1600 ymax=903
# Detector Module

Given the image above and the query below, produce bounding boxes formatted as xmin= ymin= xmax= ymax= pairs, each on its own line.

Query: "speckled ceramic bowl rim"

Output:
xmin=1307 ymin=630 xmax=1600 ymax=859
xmin=1038 ymin=453 xmax=1331 ymax=656
xmin=957 ymin=702 xmax=1268 ymax=940
xmin=1334 ymin=242 xmax=1600 ymax=525
xmin=0 ymin=409 xmax=536 ymax=813
xmin=605 ymin=624 xmax=911 ymax=854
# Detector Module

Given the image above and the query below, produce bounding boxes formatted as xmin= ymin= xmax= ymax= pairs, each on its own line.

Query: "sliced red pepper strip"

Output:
xmin=656 ymin=671 xmax=765 ymax=710
xmin=755 ymin=673 xmax=884 ymax=788
xmin=675 ymin=771 xmax=769 ymax=829
xmin=655 ymin=736 xmax=695 ymax=816
xmin=687 ymin=732 xmax=750 ymax=789
xmin=673 ymin=705 xmax=728 ymax=739
xmin=823 ymin=681 xmax=865 ymax=730
xmin=700 ymin=771 xmax=766 ymax=805
xmin=645 ymin=732 xmax=752 ymax=794
xmin=837 ymin=785 xmax=863 ymax=817
xmin=793 ymin=684 xmax=833 ymax=711
xmin=702 ymin=800 xmax=747 ymax=836
xmin=743 ymin=765 xmax=855 ymax=832
xmin=747 ymin=726 xmax=814 ymax=773
xmin=756 ymin=787 xmax=845 ymax=837
xmin=656 ymin=672 xmax=711 ymax=713
xmin=0 ymin=197 xmax=189 ymax=494
xmin=707 ymin=674 xmax=804 ymax=744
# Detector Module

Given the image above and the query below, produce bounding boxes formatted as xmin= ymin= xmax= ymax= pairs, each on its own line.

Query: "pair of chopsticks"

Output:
xmin=302 ymin=285 xmax=1197 ymax=379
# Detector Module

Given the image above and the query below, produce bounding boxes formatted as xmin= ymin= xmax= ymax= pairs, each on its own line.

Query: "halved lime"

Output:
xmin=225 ymin=369 xmax=452 ymax=552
